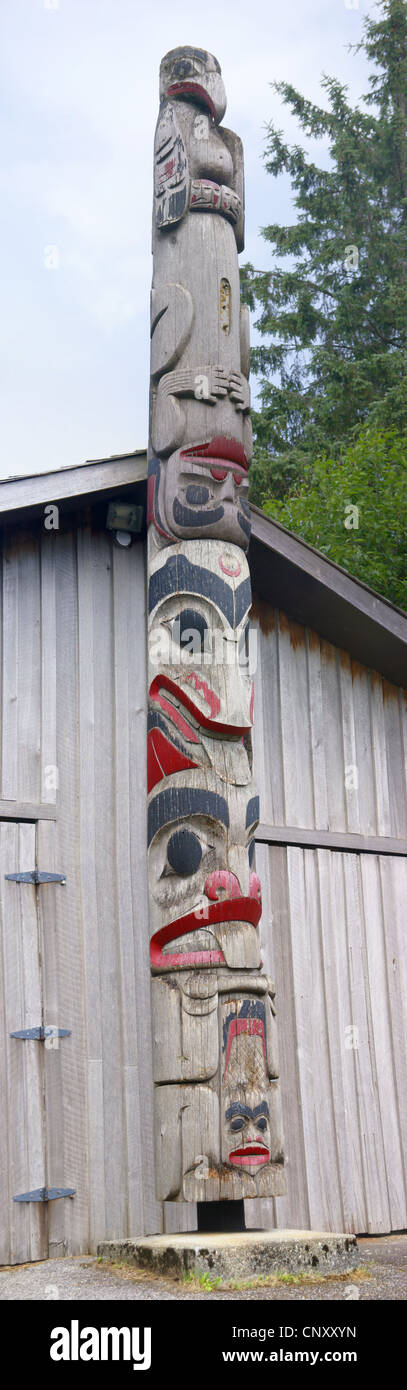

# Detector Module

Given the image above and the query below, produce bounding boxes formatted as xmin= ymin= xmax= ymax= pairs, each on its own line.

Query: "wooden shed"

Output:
xmin=0 ymin=452 xmax=406 ymax=1264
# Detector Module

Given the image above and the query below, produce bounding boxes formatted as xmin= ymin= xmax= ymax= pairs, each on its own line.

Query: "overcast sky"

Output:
xmin=1 ymin=0 xmax=379 ymax=478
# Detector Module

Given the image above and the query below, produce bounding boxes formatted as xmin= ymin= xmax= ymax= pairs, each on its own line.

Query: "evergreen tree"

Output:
xmin=243 ymin=0 xmax=407 ymax=506
xmin=266 ymin=425 xmax=407 ymax=610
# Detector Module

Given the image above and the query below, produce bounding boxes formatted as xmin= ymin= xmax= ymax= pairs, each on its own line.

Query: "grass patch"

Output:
xmin=180 ymin=1264 xmax=371 ymax=1292
xmin=225 ymin=1265 xmax=371 ymax=1291
xmin=183 ymin=1270 xmax=223 ymax=1292
xmin=92 ymin=1257 xmax=371 ymax=1293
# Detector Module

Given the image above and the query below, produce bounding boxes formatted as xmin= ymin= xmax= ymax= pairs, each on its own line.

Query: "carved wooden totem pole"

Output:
xmin=147 ymin=46 xmax=285 ymax=1204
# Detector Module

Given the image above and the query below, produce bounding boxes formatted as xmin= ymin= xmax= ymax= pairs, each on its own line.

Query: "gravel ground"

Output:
xmin=0 ymin=1236 xmax=406 ymax=1301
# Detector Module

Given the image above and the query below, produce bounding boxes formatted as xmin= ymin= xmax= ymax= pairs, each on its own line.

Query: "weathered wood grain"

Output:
xmin=147 ymin=48 xmax=284 ymax=1206
xmin=1 ymin=538 xmax=19 ymax=801
xmin=0 ymin=823 xmax=47 ymax=1263
xmin=252 ymin=609 xmax=407 ymax=841
xmin=49 ymin=531 xmax=89 ymax=1257
xmin=255 ymin=841 xmax=407 ymax=1234
xmin=40 ymin=537 xmax=57 ymax=806
xmin=0 ymin=453 xmax=147 ymax=518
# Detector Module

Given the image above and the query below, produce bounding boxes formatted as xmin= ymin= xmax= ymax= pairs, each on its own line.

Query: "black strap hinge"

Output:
xmin=13 ymin=1187 xmax=75 ymax=1203
xmin=10 ymin=1026 xmax=71 ymax=1041
xmin=5 ymin=870 xmax=66 ymax=885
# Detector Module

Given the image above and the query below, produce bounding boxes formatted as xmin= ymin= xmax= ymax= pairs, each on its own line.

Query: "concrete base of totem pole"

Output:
xmin=97 ymin=1230 xmax=359 ymax=1282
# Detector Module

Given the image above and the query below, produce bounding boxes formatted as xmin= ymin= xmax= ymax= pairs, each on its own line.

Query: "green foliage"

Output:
xmin=265 ymin=426 xmax=407 ymax=610
xmin=183 ymin=1270 xmax=222 ymax=1291
xmin=242 ymin=0 xmax=407 ymax=510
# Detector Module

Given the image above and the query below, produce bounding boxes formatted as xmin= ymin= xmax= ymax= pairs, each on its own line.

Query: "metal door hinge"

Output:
xmin=10 ymin=1026 xmax=71 ymax=1041
xmin=13 ymin=1187 xmax=75 ymax=1203
xmin=5 ymin=870 xmax=66 ymax=884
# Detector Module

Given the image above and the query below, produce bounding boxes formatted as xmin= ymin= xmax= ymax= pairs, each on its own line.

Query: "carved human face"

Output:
xmin=147 ymin=772 xmax=261 ymax=970
xmin=223 ymin=1093 xmax=271 ymax=1174
xmin=148 ymin=440 xmax=251 ymax=551
xmin=220 ymin=994 xmax=277 ymax=1173
xmin=148 ymin=538 xmax=254 ymax=733
xmin=159 ymin=47 xmax=227 ymax=124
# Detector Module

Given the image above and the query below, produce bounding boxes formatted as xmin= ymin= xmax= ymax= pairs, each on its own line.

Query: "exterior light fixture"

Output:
xmin=106 ymin=500 xmax=144 ymax=548
xmin=114 ymin=530 xmax=132 ymax=547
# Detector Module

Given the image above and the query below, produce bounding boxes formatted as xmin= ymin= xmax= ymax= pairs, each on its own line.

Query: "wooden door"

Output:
xmin=0 ymin=822 xmax=48 ymax=1264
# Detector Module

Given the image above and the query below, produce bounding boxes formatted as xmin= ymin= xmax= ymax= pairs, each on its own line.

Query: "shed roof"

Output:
xmin=1 ymin=450 xmax=406 ymax=687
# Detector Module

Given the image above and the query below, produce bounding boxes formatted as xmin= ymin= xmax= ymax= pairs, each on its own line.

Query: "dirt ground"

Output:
xmin=0 ymin=1234 xmax=406 ymax=1300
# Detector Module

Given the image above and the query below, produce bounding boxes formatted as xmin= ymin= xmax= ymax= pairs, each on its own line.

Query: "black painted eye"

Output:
xmin=230 ymin=1117 xmax=244 ymax=1132
xmin=172 ymin=58 xmax=199 ymax=79
xmin=257 ymin=1117 xmax=267 ymax=1132
xmin=166 ymin=828 xmax=202 ymax=876
xmin=173 ymin=608 xmax=208 ymax=653
xmin=185 ymin=485 xmax=210 ymax=505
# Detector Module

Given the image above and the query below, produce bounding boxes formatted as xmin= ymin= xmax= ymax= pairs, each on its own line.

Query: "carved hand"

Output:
xmin=199 ymin=365 xmax=229 ymax=403
xmin=161 ymin=365 xmax=230 ymax=403
xmin=228 ymin=371 xmax=250 ymax=412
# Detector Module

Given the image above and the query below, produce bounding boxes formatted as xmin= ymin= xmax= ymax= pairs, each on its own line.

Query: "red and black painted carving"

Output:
xmin=147 ymin=46 xmax=285 ymax=1202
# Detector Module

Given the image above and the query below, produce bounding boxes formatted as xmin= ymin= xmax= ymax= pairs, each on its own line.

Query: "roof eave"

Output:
xmin=0 ymin=456 xmax=405 ymax=685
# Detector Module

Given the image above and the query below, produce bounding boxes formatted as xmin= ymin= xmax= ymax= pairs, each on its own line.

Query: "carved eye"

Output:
xmin=185 ymin=486 xmax=210 ymax=505
xmin=230 ymin=1117 xmax=244 ymax=1132
xmin=166 ymin=828 xmax=202 ymax=877
xmin=172 ymin=57 xmax=202 ymax=80
xmin=172 ymin=608 xmax=209 ymax=654
xmin=257 ymin=1116 xmax=267 ymax=1133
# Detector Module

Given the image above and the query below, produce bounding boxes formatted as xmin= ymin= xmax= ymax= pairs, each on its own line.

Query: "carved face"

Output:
xmin=148 ymin=538 xmax=253 ymax=734
xmin=220 ymin=995 xmax=276 ymax=1173
xmin=147 ymin=772 xmax=261 ymax=970
xmin=159 ymin=47 xmax=227 ymax=124
xmin=148 ymin=439 xmax=251 ymax=551
xmin=223 ymin=1093 xmax=271 ymax=1174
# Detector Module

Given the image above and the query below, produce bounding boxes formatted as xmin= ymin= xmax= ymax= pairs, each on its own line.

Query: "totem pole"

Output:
xmin=147 ymin=46 xmax=285 ymax=1203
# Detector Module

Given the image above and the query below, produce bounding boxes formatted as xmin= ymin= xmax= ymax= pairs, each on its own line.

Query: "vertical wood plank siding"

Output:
xmin=0 ymin=823 xmax=47 ymax=1264
xmin=0 ymin=527 xmax=164 ymax=1255
xmin=251 ymin=599 xmax=407 ymax=839
xmin=250 ymin=602 xmax=407 ymax=1234
xmin=0 ymin=537 xmax=405 ymax=1249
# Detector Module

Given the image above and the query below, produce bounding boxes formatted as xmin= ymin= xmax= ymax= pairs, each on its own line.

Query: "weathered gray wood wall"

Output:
xmin=249 ymin=599 xmax=407 ymax=1235
xmin=0 ymin=524 xmax=176 ymax=1263
xmin=0 ymin=528 xmax=405 ymax=1259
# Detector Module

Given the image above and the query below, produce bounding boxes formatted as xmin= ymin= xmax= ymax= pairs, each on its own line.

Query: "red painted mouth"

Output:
xmin=181 ymin=438 xmax=249 ymax=471
xmin=153 ymin=944 xmax=225 ymax=970
xmin=229 ymin=1146 xmax=270 ymax=1167
xmin=167 ymin=81 xmax=217 ymax=121
xmin=150 ymin=895 xmax=261 ymax=970
xmin=149 ymin=674 xmax=251 ymax=736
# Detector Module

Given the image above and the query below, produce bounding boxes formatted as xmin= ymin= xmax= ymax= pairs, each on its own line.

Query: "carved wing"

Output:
xmin=154 ymin=101 xmax=189 ymax=228
xmin=221 ymin=127 xmax=244 ymax=252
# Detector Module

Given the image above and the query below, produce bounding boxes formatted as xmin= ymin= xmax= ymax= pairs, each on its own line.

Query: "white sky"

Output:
xmin=0 ymin=0 xmax=379 ymax=478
